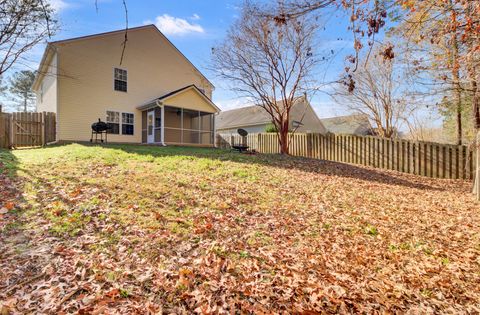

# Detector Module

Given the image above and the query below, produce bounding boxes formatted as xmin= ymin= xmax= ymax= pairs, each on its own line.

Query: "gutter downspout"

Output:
xmin=156 ymin=100 xmax=166 ymax=146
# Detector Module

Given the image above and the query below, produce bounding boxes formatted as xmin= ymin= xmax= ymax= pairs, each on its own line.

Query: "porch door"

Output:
xmin=147 ymin=111 xmax=155 ymax=143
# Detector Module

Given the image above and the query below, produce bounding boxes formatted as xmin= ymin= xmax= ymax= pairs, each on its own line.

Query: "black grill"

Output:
xmin=90 ymin=119 xmax=111 ymax=143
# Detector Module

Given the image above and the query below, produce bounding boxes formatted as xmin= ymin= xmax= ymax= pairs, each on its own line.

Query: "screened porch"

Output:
xmin=141 ymin=105 xmax=215 ymax=146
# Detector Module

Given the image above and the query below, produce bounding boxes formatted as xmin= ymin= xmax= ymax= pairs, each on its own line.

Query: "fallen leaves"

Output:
xmin=0 ymin=144 xmax=479 ymax=313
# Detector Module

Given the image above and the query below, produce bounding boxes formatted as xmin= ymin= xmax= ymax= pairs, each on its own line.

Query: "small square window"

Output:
xmin=114 ymin=68 xmax=127 ymax=92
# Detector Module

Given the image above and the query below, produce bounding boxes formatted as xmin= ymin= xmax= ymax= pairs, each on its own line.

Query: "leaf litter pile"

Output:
xmin=0 ymin=144 xmax=479 ymax=313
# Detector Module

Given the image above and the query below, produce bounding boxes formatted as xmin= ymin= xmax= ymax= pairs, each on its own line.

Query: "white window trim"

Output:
xmin=113 ymin=67 xmax=128 ymax=93
xmin=106 ymin=110 xmax=135 ymax=136
xmin=106 ymin=110 xmax=120 ymax=135
xmin=121 ymin=112 xmax=135 ymax=136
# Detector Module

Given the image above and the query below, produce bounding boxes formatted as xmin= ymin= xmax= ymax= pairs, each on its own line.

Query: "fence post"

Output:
xmin=41 ymin=112 xmax=46 ymax=146
xmin=9 ymin=113 xmax=14 ymax=149
xmin=475 ymin=131 xmax=480 ymax=201
xmin=306 ymin=133 xmax=312 ymax=158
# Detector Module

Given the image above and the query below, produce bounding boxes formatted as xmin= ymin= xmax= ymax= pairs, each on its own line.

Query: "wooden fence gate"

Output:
xmin=0 ymin=112 xmax=56 ymax=149
xmin=217 ymin=132 xmax=478 ymax=181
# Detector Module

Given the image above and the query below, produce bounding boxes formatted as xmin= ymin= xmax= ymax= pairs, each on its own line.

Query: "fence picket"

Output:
xmin=215 ymin=132 xmax=476 ymax=181
xmin=0 ymin=112 xmax=55 ymax=148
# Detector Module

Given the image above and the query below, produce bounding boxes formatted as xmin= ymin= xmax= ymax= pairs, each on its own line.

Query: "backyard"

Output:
xmin=0 ymin=144 xmax=479 ymax=313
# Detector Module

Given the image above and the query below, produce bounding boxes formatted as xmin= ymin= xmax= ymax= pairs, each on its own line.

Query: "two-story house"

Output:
xmin=32 ymin=24 xmax=219 ymax=146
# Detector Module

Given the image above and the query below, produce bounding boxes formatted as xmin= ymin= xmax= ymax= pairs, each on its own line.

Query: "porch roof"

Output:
xmin=137 ymin=85 xmax=220 ymax=112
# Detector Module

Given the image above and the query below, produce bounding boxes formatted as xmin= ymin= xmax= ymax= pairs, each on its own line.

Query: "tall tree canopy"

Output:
xmin=9 ymin=70 xmax=36 ymax=112
xmin=393 ymin=0 xmax=480 ymax=144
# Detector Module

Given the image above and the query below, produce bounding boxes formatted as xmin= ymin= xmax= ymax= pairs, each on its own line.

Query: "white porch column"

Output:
xmin=213 ymin=113 xmax=217 ymax=148
xmin=161 ymin=105 xmax=165 ymax=146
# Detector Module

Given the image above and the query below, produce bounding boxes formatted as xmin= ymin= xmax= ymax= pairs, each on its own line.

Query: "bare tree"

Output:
xmin=333 ymin=51 xmax=415 ymax=138
xmin=212 ymin=2 xmax=319 ymax=154
xmin=270 ymin=0 xmax=395 ymax=81
xmin=0 ymin=0 xmax=57 ymax=76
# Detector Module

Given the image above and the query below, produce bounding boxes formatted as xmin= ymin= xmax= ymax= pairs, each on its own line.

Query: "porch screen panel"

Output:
xmin=163 ymin=106 xmax=215 ymax=145
xmin=183 ymin=109 xmax=200 ymax=144
xmin=141 ymin=111 xmax=147 ymax=143
xmin=200 ymin=112 xmax=214 ymax=145
xmin=164 ymin=106 xmax=182 ymax=143
xmin=154 ymin=107 xmax=162 ymax=143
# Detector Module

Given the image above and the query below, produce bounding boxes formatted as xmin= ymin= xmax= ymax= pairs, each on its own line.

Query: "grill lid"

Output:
xmin=91 ymin=119 xmax=111 ymax=133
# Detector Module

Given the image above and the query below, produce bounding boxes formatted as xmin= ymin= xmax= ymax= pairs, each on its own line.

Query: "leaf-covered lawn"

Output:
xmin=0 ymin=144 xmax=479 ymax=313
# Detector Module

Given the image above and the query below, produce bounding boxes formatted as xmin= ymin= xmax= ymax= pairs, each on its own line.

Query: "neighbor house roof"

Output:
xmin=320 ymin=114 xmax=372 ymax=135
xmin=32 ymin=24 xmax=214 ymax=91
xmin=216 ymin=97 xmax=325 ymax=133
xmin=136 ymin=85 xmax=220 ymax=112
xmin=216 ymin=105 xmax=272 ymax=130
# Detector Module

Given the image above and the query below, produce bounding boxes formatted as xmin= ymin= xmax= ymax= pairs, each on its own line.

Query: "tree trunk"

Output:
xmin=278 ymin=119 xmax=289 ymax=155
xmin=452 ymin=50 xmax=462 ymax=145
xmin=456 ymin=100 xmax=462 ymax=145
xmin=473 ymin=78 xmax=480 ymax=197
xmin=473 ymin=77 xmax=480 ymax=131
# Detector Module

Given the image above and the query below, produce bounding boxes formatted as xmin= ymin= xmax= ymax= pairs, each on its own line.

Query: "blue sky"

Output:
xmin=6 ymin=0 xmax=388 ymax=119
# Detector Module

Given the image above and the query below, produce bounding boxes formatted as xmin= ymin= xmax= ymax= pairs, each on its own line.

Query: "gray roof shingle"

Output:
xmin=320 ymin=114 xmax=372 ymax=135
xmin=216 ymin=98 xmax=326 ymax=134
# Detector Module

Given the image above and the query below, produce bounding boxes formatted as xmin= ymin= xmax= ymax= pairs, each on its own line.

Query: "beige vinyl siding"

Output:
xmin=36 ymin=52 xmax=57 ymax=113
xmin=55 ymin=26 xmax=214 ymax=143
xmin=162 ymin=88 xmax=217 ymax=113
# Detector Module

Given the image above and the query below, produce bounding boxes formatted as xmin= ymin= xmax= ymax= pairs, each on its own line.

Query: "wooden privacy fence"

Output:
xmin=217 ymin=132 xmax=477 ymax=180
xmin=0 ymin=112 xmax=56 ymax=149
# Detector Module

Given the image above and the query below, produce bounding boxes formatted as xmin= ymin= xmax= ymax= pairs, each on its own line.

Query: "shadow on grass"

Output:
xmin=93 ymin=143 xmax=444 ymax=191
xmin=13 ymin=142 xmax=444 ymax=191
xmin=0 ymin=148 xmax=25 ymax=238
xmin=0 ymin=148 xmax=20 ymax=178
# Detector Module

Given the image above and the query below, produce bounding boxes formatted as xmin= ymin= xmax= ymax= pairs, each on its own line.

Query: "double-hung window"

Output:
xmin=114 ymin=68 xmax=127 ymax=92
xmin=122 ymin=113 xmax=134 ymax=135
xmin=106 ymin=111 xmax=134 ymax=135
xmin=106 ymin=111 xmax=120 ymax=134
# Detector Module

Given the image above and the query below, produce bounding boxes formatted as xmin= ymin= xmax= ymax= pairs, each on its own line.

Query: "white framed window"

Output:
xmin=106 ymin=111 xmax=120 ymax=134
xmin=106 ymin=111 xmax=134 ymax=135
xmin=114 ymin=68 xmax=127 ymax=92
xmin=122 ymin=112 xmax=134 ymax=135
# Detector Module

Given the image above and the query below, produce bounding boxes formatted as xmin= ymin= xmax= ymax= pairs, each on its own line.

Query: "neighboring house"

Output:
xmin=216 ymin=97 xmax=327 ymax=134
xmin=320 ymin=114 xmax=373 ymax=136
xmin=32 ymin=25 xmax=219 ymax=146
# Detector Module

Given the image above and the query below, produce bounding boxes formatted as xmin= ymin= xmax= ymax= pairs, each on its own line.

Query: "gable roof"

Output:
xmin=216 ymin=97 xmax=323 ymax=131
xmin=32 ymin=24 xmax=214 ymax=91
xmin=320 ymin=114 xmax=372 ymax=135
xmin=216 ymin=105 xmax=271 ymax=129
xmin=137 ymin=85 xmax=220 ymax=112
